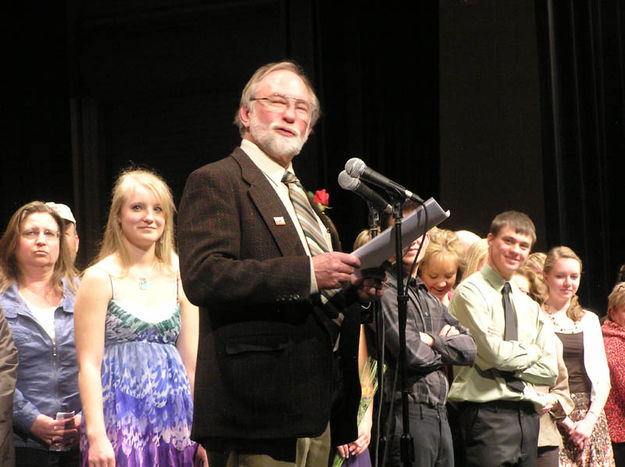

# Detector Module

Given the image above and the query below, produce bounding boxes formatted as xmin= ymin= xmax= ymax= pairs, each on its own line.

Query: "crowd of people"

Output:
xmin=0 ymin=60 xmax=623 ymax=467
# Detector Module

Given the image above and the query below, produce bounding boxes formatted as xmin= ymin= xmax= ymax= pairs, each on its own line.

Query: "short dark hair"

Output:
xmin=489 ymin=211 xmax=536 ymax=245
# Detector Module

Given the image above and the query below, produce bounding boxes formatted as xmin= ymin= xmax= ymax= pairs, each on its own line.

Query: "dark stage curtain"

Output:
xmin=536 ymin=0 xmax=625 ymax=312
xmin=316 ymin=0 xmax=439 ymax=247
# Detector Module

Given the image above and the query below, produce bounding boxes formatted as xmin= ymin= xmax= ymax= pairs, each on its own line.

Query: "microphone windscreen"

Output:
xmin=345 ymin=158 xmax=366 ymax=177
xmin=338 ymin=170 xmax=359 ymax=190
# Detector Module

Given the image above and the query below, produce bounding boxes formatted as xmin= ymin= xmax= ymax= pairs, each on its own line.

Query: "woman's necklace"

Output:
xmin=138 ymin=276 xmax=149 ymax=290
xmin=543 ymin=303 xmax=562 ymax=326
xmin=543 ymin=302 xmax=581 ymax=333
xmin=135 ymin=263 xmax=155 ymax=291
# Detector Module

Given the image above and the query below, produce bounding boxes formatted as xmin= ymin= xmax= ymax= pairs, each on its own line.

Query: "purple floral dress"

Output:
xmin=81 ymin=299 xmax=197 ymax=466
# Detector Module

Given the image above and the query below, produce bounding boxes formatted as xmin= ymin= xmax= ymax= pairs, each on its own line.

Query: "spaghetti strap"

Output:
xmin=175 ymin=276 xmax=179 ymax=302
xmin=108 ymin=274 xmax=116 ymax=300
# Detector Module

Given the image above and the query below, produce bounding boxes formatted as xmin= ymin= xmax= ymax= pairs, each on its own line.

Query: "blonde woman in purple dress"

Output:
xmin=75 ymin=169 xmax=207 ymax=466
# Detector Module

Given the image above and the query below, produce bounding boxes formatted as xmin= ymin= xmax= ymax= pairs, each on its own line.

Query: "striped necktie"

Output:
xmin=282 ymin=170 xmax=329 ymax=256
xmin=282 ymin=171 xmax=342 ymax=319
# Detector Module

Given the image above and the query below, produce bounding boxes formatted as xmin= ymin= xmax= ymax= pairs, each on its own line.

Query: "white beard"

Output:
xmin=249 ymin=118 xmax=308 ymax=161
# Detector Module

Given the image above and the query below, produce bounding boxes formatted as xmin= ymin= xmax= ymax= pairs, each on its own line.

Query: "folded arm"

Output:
xmin=430 ymin=310 xmax=477 ymax=367
xmin=514 ymin=317 xmax=558 ymax=386
xmin=380 ymin=290 xmax=442 ymax=373
xmin=450 ymin=285 xmax=543 ymax=373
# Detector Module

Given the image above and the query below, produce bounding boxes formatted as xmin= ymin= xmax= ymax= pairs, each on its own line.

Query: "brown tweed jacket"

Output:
xmin=178 ymin=148 xmax=361 ymax=457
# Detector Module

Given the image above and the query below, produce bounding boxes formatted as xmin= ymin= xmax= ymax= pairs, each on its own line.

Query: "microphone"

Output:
xmin=338 ymin=171 xmax=391 ymax=213
xmin=345 ymin=158 xmax=424 ymax=203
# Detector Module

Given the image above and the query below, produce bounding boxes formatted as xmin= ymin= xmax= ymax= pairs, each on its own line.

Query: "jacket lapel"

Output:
xmin=231 ymin=149 xmax=344 ymax=339
xmin=232 ymin=148 xmax=306 ymax=258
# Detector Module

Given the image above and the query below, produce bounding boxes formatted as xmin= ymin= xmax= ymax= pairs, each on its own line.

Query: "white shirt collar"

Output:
xmin=240 ymin=139 xmax=293 ymax=186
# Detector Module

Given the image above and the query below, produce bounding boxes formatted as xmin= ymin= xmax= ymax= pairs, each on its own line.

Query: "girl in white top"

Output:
xmin=542 ymin=246 xmax=614 ymax=466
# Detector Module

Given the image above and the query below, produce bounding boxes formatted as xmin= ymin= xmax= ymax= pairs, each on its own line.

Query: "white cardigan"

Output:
xmin=579 ymin=310 xmax=611 ymax=417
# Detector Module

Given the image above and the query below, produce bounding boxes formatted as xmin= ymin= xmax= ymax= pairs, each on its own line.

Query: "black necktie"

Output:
xmin=502 ymin=282 xmax=517 ymax=340
xmin=501 ymin=282 xmax=524 ymax=392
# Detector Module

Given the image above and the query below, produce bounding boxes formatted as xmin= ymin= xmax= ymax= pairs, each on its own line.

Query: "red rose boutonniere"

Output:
xmin=310 ymin=189 xmax=331 ymax=212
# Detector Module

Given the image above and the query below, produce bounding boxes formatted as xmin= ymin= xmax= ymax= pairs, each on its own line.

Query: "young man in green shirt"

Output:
xmin=448 ymin=211 xmax=558 ymax=466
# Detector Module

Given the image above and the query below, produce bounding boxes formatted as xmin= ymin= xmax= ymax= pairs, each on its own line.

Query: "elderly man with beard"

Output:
xmin=178 ymin=61 xmax=382 ymax=467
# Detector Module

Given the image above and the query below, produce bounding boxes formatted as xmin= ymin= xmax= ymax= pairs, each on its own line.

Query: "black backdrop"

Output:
xmin=4 ymin=0 xmax=624 ymax=313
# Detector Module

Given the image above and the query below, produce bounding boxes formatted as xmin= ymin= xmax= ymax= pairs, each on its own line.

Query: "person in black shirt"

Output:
xmin=378 ymin=204 xmax=476 ymax=467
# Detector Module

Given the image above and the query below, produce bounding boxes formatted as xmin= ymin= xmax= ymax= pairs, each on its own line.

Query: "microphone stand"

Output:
xmin=391 ymin=199 xmax=414 ymax=467
xmin=367 ymin=202 xmax=380 ymax=240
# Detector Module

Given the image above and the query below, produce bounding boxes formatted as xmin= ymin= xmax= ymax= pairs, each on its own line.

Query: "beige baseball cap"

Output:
xmin=45 ymin=202 xmax=76 ymax=224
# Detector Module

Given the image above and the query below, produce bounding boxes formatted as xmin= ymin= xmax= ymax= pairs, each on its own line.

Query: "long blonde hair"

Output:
xmin=353 ymin=228 xmax=379 ymax=250
xmin=98 ymin=168 xmax=176 ymax=272
xmin=463 ymin=238 xmax=488 ymax=280
xmin=544 ymin=246 xmax=584 ymax=322
xmin=0 ymin=201 xmax=78 ymax=293
xmin=526 ymin=252 xmax=546 ymax=274
xmin=514 ymin=264 xmax=548 ymax=305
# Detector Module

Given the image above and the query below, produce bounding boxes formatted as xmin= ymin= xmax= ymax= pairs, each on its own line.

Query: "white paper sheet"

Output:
xmin=352 ymin=198 xmax=450 ymax=273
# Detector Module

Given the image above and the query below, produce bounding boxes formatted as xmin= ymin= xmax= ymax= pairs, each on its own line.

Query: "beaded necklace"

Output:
xmin=543 ymin=303 xmax=583 ymax=333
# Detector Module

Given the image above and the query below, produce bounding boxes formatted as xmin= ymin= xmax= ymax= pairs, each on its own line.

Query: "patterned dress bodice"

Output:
xmin=81 ymin=294 xmax=196 ymax=466
xmin=105 ymin=299 xmax=180 ymax=346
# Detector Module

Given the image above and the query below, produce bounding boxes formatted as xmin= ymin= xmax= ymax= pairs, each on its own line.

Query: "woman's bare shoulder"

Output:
xmin=82 ymin=255 xmax=122 ymax=283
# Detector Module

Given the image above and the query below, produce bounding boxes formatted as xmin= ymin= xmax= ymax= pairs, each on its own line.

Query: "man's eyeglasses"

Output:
xmin=250 ymin=94 xmax=311 ymax=120
xmin=21 ymin=229 xmax=60 ymax=240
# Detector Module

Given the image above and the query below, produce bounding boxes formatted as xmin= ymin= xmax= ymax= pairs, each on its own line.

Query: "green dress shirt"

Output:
xmin=448 ymin=264 xmax=558 ymax=410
